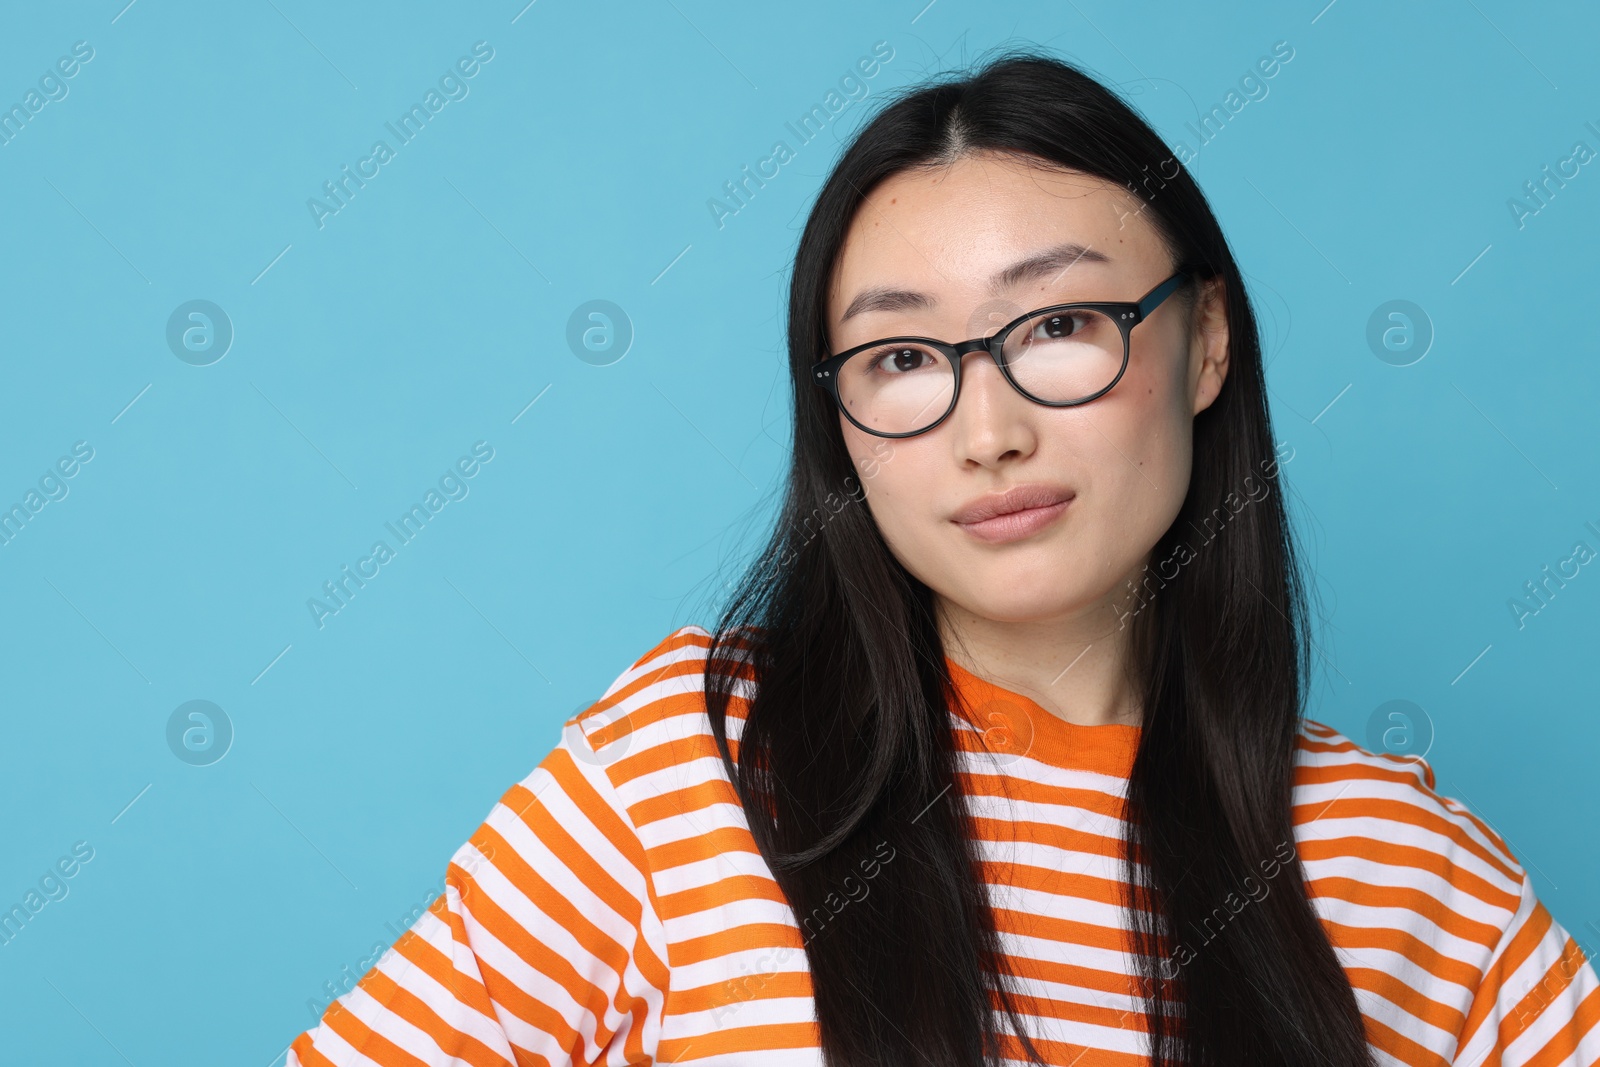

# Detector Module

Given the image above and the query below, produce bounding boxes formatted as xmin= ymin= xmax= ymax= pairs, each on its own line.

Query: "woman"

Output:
xmin=285 ymin=52 xmax=1599 ymax=1067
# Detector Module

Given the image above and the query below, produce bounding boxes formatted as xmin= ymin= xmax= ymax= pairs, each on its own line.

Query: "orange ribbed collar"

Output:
xmin=943 ymin=656 xmax=1142 ymax=777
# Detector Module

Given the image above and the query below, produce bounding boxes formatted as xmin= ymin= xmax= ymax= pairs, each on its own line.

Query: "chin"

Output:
xmin=954 ymin=582 xmax=1088 ymax=624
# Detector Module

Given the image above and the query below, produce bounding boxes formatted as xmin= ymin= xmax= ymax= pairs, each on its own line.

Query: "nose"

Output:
xmin=946 ymin=350 xmax=1038 ymax=465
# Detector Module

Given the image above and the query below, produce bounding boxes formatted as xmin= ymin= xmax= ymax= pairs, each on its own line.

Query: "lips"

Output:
xmin=950 ymin=484 xmax=1076 ymax=545
xmin=951 ymin=483 xmax=1076 ymax=525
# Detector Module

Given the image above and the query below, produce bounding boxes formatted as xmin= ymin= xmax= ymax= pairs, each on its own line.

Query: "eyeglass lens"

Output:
xmin=835 ymin=306 xmax=1125 ymax=435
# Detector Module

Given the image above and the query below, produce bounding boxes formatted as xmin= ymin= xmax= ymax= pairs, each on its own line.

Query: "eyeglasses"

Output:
xmin=813 ymin=271 xmax=1190 ymax=438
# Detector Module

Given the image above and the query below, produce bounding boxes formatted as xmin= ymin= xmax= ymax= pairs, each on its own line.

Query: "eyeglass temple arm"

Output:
xmin=1137 ymin=272 xmax=1189 ymax=319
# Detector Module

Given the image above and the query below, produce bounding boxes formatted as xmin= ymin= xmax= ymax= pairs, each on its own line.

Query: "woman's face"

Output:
xmin=825 ymin=150 xmax=1230 ymax=628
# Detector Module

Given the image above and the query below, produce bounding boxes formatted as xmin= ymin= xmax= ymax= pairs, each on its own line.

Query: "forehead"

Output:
xmin=826 ymin=151 xmax=1169 ymax=325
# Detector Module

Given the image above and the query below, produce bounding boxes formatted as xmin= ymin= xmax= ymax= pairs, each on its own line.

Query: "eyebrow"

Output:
xmin=838 ymin=242 xmax=1112 ymax=323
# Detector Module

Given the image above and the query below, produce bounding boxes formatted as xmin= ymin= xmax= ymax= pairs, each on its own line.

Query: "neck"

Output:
xmin=936 ymin=586 xmax=1144 ymax=729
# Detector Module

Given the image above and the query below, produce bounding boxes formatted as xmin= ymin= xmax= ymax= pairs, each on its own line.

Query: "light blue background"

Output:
xmin=1 ymin=1 xmax=1596 ymax=1062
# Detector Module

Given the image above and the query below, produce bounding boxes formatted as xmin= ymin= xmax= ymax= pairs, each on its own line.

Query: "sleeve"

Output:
xmin=1451 ymin=865 xmax=1600 ymax=1066
xmin=284 ymin=709 xmax=670 ymax=1067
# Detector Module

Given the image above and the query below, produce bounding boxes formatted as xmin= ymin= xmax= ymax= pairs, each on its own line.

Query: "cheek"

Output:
xmin=842 ymin=424 xmax=905 ymax=513
xmin=1109 ymin=336 xmax=1193 ymax=468
xmin=1124 ymin=327 xmax=1191 ymax=409
xmin=839 ymin=421 xmax=939 ymax=557
xmin=1061 ymin=348 xmax=1194 ymax=534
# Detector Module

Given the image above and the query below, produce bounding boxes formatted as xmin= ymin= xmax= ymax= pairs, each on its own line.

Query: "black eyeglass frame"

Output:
xmin=813 ymin=270 xmax=1192 ymax=439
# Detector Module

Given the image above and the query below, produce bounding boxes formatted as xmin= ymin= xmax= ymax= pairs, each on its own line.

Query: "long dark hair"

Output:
xmin=700 ymin=49 xmax=1375 ymax=1067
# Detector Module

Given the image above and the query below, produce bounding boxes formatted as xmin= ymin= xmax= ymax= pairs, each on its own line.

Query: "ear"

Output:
xmin=1188 ymin=277 xmax=1230 ymax=416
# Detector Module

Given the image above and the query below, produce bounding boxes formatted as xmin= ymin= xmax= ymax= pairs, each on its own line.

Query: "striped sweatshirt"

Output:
xmin=286 ymin=625 xmax=1600 ymax=1066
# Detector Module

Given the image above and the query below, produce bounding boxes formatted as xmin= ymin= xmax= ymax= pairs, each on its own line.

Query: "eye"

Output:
xmin=1028 ymin=311 xmax=1094 ymax=342
xmin=864 ymin=344 xmax=943 ymax=375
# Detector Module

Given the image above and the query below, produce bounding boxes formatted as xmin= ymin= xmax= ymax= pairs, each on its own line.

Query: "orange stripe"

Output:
xmin=1360 ymin=1010 xmax=1451 ymax=1067
xmin=669 ymin=921 xmax=803 ymax=967
xmin=1006 ymin=988 xmax=1153 ymax=1031
xmin=289 ymin=1030 xmax=339 ymax=1067
xmin=1342 ymin=965 xmax=1464 ymax=1038
xmin=319 ymin=997 xmax=434 ymax=1067
xmin=667 ymin=968 xmax=814 ymax=1014
xmin=410 ymin=899 xmax=512 ymax=1023
xmin=1000 ymin=948 xmax=1151 ymax=1000
xmin=354 ymin=965 xmax=512 ymax=1067
xmin=578 ymin=665 xmax=716 ymax=746
xmin=1296 ymin=759 xmax=1438 ymax=795
xmin=1522 ymin=980 xmax=1600 ymax=1067
xmin=450 ymin=865 xmax=610 ymax=1045
xmin=1319 ymin=916 xmax=1483 ymax=989
xmin=509 ymin=751 xmax=673 ymax=997
xmin=521 ymin=751 xmax=645 ymax=881
xmin=1299 ymin=838 xmax=1510 ymax=915
xmin=472 ymin=957 xmax=584 ymax=1065
xmin=1304 ymin=875 xmax=1505 ymax=950
xmin=469 ymin=823 xmax=634 ymax=993
xmin=485 ymin=810 xmax=633 ymax=943
xmin=1299 ymin=731 xmax=1438 ymax=791
xmin=657 ymin=1020 xmax=820 ymax=1060
xmin=1500 ymin=928 xmax=1590 ymax=1052
xmin=998 ymin=1028 xmax=1149 ymax=1067
xmin=645 ymin=822 xmax=762 ymax=873
xmin=1437 ymin=797 xmax=1521 ymax=871
xmin=971 ymin=814 xmax=1123 ymax=862
xmin=657 ymin=871 xmax=789 ymax=922
xmin=622 ymin=626 xmax=715 ymax=673
xmin=1298 ymin=835 xmax=1520 ymax=912
xmin=1293 ymin=794 xmax=1520 ymax=885
xmin=627 ymin=777 xmax=742 ymax=828
xmin=959 ymin=768 xmax=1131 ymax=822
xmin=608 ymin=716 xmax=728 ymax=784
xmin=984 ymin=859 xmax=1125 ymax=911
xmin=427 ymin=872 xmax=587 ymax=1057
xmin=992 ymin=906 xmax=1129 ymax=954
xmin=462 ymin=821 xmax=657 ymax=1066
xmin=1458 ymin=896 xmax=1551 ymax=1053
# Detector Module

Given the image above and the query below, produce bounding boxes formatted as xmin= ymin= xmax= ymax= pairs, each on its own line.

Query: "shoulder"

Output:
xmin=556 ymin=624 xmax=760 ymax=799
xmin=1293 ymin=716 xmax=1445 ymax=803
xmin=469 ymin=625 xmax=757 ymax=874
xmin=593 ymin=623 xmax=721 ymax=705
xmin=1289 ymin=717 xmax=1527 ymax=945
xmin=569 ymin=623 xmax=758 ymax=744
xmin=1290 ymin=723 xmax=1600 ymax=1062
